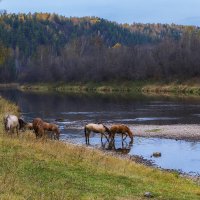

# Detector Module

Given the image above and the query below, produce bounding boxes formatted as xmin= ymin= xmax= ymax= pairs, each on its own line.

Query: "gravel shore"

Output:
xmin=128 ymin=124 xmax=200 ymax=141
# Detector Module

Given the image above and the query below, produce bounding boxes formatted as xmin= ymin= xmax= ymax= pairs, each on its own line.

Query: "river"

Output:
xmin=1 ymin=89 xmax=200 ymax=175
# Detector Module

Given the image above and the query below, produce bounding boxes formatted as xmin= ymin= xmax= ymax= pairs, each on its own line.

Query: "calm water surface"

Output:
xmin=1 ymin=89 xmax=200 ymax=175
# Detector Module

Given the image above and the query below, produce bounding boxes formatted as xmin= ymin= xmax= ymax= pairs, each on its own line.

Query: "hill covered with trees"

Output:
xmin=0 ymin=12 xmax=200 ymax=83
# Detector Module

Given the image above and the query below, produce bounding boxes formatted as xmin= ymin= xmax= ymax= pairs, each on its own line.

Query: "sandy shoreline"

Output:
xmin=128 ymin=124 xmax=200 ymax=141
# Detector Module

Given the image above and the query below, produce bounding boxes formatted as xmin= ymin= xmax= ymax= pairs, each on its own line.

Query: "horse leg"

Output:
xmin=16 ymin=125 xmax=19 ymax=137
xmin=109 ymin=132 xmax=115 ymax=142
xmin=121 ymin=133 xmax=124 ymax=141
xmin=85 ymin=129 xmax=90 ymax=145
xmin=84 ymin=127 xmax=88 ymax=144
xmin=103 ymin=132 xmax=109 ymax=142
xmin=124 ymin=133 xmax=128 ymax=140
xmin=88 ymin=132 xmax=90 ymax=145
xmin=51 ymin=132 xmax=53 ymax=140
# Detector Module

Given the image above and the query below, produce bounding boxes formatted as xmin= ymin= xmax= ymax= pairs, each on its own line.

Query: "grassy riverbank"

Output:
xmin=19 ymin=80 xmax=200 ymax=96
xmin=0 ymin=97 xmax=200 ymax=199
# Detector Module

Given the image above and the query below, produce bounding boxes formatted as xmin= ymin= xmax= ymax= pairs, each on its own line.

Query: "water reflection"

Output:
xmin=101 ymin=140 xmax=132 ymax=154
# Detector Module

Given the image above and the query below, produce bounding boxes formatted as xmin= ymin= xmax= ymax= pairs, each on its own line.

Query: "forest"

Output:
xmin=0 ymin=12 xmax=200 ymax=83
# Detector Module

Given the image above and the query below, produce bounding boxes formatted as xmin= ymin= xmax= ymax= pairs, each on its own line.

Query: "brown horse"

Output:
xmin=32 ymin=118 xmax=60 ymax=140
xmin=109 ymin=124 xmax=133 ymax=143
xmin=42 ymin=122 xmax=60 ymax=140
xmin=32 ymin=118 xmax=45 ymax=138
xmin=84 ymin=123 xmax=110 ymax=144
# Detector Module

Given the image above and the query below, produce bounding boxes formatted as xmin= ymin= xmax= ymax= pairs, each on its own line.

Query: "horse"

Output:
xmin=18 ymin=118 xmax=27 ymax=131
xmin=32 ymin=118 xmax=45 ymax=139
xmin=3 ymin=114 xmax=25 ymax=135
xmin=84 ymin=123 xmax=110 ymax=144
xmin=25 ymin=122 xmax=33 ymax=130
xmin=109 ymin=124 xmax=133 ymax=143
xmin=42 ymin=122 xmax=60 ymax=140
xmin=32 ymin=118 xmax=60 ymax=140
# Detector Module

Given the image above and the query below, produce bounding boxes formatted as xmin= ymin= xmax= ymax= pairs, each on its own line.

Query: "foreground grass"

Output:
xmin=20 ymin=80 xmax=200 ymax=96
xmin=0 ymin=97 xmax=200 ymax=199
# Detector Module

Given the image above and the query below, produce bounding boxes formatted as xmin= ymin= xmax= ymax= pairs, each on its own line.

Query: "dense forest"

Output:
xmin=0 ymin=12 xmax=200 ymax=83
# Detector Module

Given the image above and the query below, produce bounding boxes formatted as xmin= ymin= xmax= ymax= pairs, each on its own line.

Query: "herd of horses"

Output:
xmin=3 ymin=114 xmax=134 ymax=144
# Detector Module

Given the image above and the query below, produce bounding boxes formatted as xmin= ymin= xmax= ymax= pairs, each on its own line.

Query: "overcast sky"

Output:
xmin=1 ymin=0 xmax=200 ymax=26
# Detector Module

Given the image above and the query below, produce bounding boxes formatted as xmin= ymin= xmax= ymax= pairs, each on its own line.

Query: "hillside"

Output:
xmin=0 ymin=13 xmax=200 ymax=83
xmin=0 ymin=12 xmax=192 ymax=53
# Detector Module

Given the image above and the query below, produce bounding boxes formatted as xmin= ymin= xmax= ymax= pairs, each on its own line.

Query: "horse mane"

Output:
xmin=103 ymin=125 xmax=110 ymax=133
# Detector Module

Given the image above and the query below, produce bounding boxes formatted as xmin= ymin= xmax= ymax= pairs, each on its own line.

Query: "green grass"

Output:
xmin=0 ymin=97 xmax=200 ymax=199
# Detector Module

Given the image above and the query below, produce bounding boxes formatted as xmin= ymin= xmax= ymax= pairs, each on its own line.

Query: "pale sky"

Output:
xmin=0 ymin=0 xmax=200 ymax=26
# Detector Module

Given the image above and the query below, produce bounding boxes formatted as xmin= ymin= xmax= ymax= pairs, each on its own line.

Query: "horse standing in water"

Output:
xmin=84 ymin=123 xmax=110 ymax=144
xmin=109 ymin=124 xmax=133 ymax=143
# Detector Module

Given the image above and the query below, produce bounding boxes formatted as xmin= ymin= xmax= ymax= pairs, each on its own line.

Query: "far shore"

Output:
xmin=12 ymin=81 xmax=200 ymax=96
xmin=0 ymin=81 xmax=200 ymax=96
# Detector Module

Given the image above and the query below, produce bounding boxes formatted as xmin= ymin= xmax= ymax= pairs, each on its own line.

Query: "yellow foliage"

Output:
xmin=112 ymin=43 xmax=122 ymax=49
xmin=0 ymin=43 xmax=12 ymax=66
xmin=36 ymin=13 xmax=50 ymax=21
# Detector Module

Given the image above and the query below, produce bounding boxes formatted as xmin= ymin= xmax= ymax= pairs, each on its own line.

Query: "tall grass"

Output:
xmin=0 ymin=97 xmax=200 ymax=199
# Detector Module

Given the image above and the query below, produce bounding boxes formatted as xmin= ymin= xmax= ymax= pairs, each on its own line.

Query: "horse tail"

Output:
xmin=4 ymin=114 xmax=9 ymax=131
xmin=84 ymin=126 xmax=87 ymax=137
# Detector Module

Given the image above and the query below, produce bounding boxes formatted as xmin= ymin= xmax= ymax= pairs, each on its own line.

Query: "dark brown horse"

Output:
xmin=32 ymin=118 xmax=45 ymax=138
xmin=109 ymin=124 xmax=133 ymax=143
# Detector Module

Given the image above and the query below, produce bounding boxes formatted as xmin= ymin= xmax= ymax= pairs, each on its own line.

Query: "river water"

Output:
xmin=1 ymin=89 xmax=200 ymax=175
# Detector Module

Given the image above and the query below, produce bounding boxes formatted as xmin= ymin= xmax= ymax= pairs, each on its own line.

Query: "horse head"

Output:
xmin=18 ymin=118 xmax=27 ymax=130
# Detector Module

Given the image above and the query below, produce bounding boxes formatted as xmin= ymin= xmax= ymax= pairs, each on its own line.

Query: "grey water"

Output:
xmin=1 ymin=89 xmax=200 ymax=175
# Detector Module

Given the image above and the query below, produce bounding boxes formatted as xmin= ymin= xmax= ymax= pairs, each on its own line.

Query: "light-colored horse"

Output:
xmin=84 ymin=123 xmax=110 ymax=144
xmin=4 ymin=114 xmax=20 ymax=135
xmin=109 ymin=124 xmax=133 ymax=143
